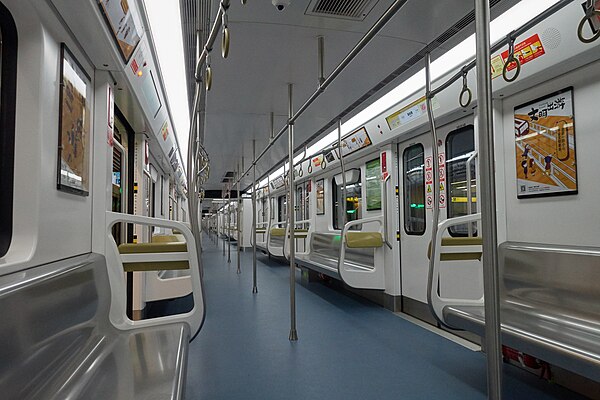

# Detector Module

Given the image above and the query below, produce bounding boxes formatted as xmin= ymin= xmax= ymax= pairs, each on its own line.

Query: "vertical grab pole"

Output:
xmin=338 ymin=120 xmax=347 ymax=228
xmin=252 ymin=140 xmax=258 ymax=293
xmin=475 ymin=0 xmax=503 ymax=398
xmin=425 ymin=53 xmax=443 ymax=327
xmin=237 ymin=161 xmax=241 ymax=274
xmin=288 ymin=83 xmax=298 ymax=341
xmin=222 ymin=207 xmax=226 ymax=255
xmin=466 ymin=152 xmax=477 ymax=237
xmin=228 ymin=185 xmax=232 ymax=263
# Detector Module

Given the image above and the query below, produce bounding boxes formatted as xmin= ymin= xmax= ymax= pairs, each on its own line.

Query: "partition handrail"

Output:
xmin=338 ymin=215 xmax=385 ymax=276
xmin=105 ymin=212 xmax=205 ymax=340
xmin=466 ymin=151 xmax=478 ymax=237
xmin=427 ymin=213 xmax=483 ymax=325
xmin=283 ymin=220 xmax=313 ymax=259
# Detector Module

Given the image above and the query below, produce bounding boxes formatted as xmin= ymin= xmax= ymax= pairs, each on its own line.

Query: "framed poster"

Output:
xmin=98 ymin=0 xmax=143 ymax=63
xmin=365 ymin=158 xmax=382 ymax=211
xmin=57 ymin=44 xmax=91 ymax=196
xmin=316 ymin=179 xmax=325 ymax=215
xmin=514 ymin=87 xmax=577 ymax=199
xmin=338 ymin=127 xmax=372 ymax=157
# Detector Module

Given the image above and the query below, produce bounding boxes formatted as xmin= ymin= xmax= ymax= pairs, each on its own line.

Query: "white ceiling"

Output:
xmin=200 ymin=0 xmax=499 ymax=196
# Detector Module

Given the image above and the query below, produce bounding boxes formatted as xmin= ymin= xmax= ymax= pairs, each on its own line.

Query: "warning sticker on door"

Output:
xmin=438 ymin=153 xmax=446 ymax=209
xmin=425 ymin=156 xmax=434 ymax=209
xmin=491 ymin=34 xmax=545 ymax=80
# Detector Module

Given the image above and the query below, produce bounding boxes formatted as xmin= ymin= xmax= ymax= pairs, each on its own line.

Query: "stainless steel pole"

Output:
xmin=252 ymin=139 xmax=258 ymax=293
xmin=338 ymin=120 xmax=347 ymax=228
xmin=475 ymin=0 xmax=503 ymax=398
xmin=237 ymin=163 xmax=241 ymax=274
xmin=318 ymin=36 xmax=325 ymax=86
xmin=228 ymin=190 xmax=231 ymax=263
xmin=288 ymin=83 xmax=298 ymax=341
xmin=425 ymin=53 xmax=443 ymax=327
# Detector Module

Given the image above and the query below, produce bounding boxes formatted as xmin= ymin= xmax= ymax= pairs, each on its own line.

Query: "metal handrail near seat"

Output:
xmin=338 ymin=215 xmax=386 ymax=290
xmin=427 ymin=213 xmax=484 ymax=323
xmin=105 ymin=212 xmax=205 ymax=337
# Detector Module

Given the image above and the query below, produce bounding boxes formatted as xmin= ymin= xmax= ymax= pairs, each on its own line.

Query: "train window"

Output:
xmin=295 ymin=186 xmax=304 ymax=222
xmin=365 ymin=158 xmax=382 ymax=211
xmin=445 ymin=126 xmax=477 ymax=236
xmin=0 ymin=5 xmax=17 ymax=257
xmin=332 ymin=169 xmax=362 ymax=231
xmin=403 ymin=144 xmax=426 ymax=235
xmin=278 ymin=195 xmax=287 ymax=223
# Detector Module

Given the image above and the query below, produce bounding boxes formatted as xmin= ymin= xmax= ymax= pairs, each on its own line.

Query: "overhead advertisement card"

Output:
xmin=339 ymin=127 xmax=372 ymax=157
xmin=99 ymin=0 xmax=143 ymax=63
xmin=514 ymin=87 xmax=577 ymax=198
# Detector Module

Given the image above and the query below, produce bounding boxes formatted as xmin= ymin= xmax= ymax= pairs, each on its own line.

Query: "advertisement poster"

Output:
xmin=316 ymin=179 xmax=325 ymax=215
xmin=99 ymin=0 xmax=143 ymax=62
xmin=57 ymin=44 xmax=91 ymax=196
xmin=514 ymin=88 xmax=577 ymax=198
xmin=491 ymin=34 xmax=546 ymax=80
xmin=339 ymin=127 xmax=372 ymax=157
xmin=366 ymin=158 xmax=382 ymax=211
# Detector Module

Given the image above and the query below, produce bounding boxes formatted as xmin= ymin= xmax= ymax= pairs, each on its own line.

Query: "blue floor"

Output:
xmin=185 ymin=236 xmax=584 ymax=400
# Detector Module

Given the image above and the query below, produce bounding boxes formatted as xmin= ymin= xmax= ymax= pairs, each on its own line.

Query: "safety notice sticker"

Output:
xmin=425 ymin=156 xmax=433 ymax=209
xmin=438 ymin=153 xmax=446 ymax=209
xmin=491 ymin=34 xmax=545 ymax=80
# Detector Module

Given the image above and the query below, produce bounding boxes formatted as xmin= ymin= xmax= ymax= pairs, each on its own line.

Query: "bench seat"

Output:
xmin=0 ymin=253 xmax=190 ymax=399
xmin=295 ymin=232 xmax=375 ymax=278
xmin=444 ymin=300 xmax=600 ymax=382
xmin=442 ymin=242 xmax=600 ymax=383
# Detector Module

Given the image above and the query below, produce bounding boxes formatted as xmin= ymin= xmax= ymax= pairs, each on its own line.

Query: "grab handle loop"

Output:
xmin=502 ymin=34 xmax=521 ymax=83
xmin=578 ymin=0 xmax=600 ymax=43
xmin=459 ymin=68 xmax=472 ymax=108
xmin=308 ymin=163 xmax=313 ymax=174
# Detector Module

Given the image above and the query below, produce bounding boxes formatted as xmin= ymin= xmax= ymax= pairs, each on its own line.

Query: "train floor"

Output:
xmin=185 ymin=235 xmax=584 ymax=400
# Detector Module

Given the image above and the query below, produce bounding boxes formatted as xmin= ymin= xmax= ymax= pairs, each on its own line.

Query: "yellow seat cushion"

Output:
xmin=427 ymin=237 xmax=483 ymax=261
xmin=270 ymin=228 xmax=286 ymax=237
xmin=118 ymin=242 xmax=189 ymax=272
xmin=346 ymin=232 xmax=383 ymax=248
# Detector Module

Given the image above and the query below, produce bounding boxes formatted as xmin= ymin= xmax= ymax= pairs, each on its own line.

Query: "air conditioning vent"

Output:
xmin=306 ymin=0 xmax=379 ymax=21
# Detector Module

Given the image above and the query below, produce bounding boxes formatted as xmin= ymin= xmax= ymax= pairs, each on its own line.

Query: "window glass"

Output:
xmin=295 ymin=186 xmax=303 ymax=221
xmin=332 ymin=170 xmax=362 ymax=230
xmin=278 ymin=195 xmax=286 ymax=223
xmin=0 ymin=8 xmax=17 ymax=258
xmin=403 ymin=144 xmax=426 ymax=235
xmin=446 ymin=126 xmax=477 ymax=236
xmin=365 ymin=158 xmax=382 ymax=211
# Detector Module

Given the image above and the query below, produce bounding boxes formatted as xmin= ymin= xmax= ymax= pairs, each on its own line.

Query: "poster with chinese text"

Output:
xmin=514 ymin=88 xmax=577 ymax=198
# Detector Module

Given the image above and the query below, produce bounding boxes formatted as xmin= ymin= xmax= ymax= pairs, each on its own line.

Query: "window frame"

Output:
xmin=403 ymin=144 xmax=426 ymax=236
xmin=445 ymin=125 xmax=477 ymax=237
xmin=332 ymin=168 xmax=362 ymax=231
xmin=0 ymin=4 xmax=18 ymax=257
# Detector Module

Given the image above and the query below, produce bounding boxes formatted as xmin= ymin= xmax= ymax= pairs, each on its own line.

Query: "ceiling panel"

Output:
xmin=199 ymin=0 xmax=513 ymax=193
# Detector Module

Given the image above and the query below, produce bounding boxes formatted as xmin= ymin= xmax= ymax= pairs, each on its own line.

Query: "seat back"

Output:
xmin=311 ymin=232 xmax=374 ymax=267
xmin=0 ymin=253 xmax=111 ymax=397
xmin=499 ymin=242 xmax=600 ymax=317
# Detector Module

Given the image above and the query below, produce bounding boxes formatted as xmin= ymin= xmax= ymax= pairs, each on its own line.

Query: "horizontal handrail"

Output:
xmin=105 ymin=212 xmax=205 ymax=339
xmin=427 ymin=213 xmax=483 ymax=327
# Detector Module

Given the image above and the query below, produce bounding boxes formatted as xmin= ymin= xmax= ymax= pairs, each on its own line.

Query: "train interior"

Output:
xmin=1 ymin=0 xmax=600 ymax=399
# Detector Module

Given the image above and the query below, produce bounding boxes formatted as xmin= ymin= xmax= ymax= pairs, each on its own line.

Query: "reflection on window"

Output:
xmin=446 ymin=126 xmax=477 ymax=236
xmin=403 ymin=144 xmax=426 ymax=235
xmin=278 ymin=195 xmax=287 ymax=223
xmin=332 ymin=169 xmax=362 ymax=230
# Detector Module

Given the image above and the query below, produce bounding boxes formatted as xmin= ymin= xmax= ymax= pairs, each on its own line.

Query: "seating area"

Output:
xmin=295 ymin=232 xmax=375 ymax=277
xmin=442 ymin=242 xmax=600 ymax=382
xmin=0 ymin=254 xmax=189 ymax=399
